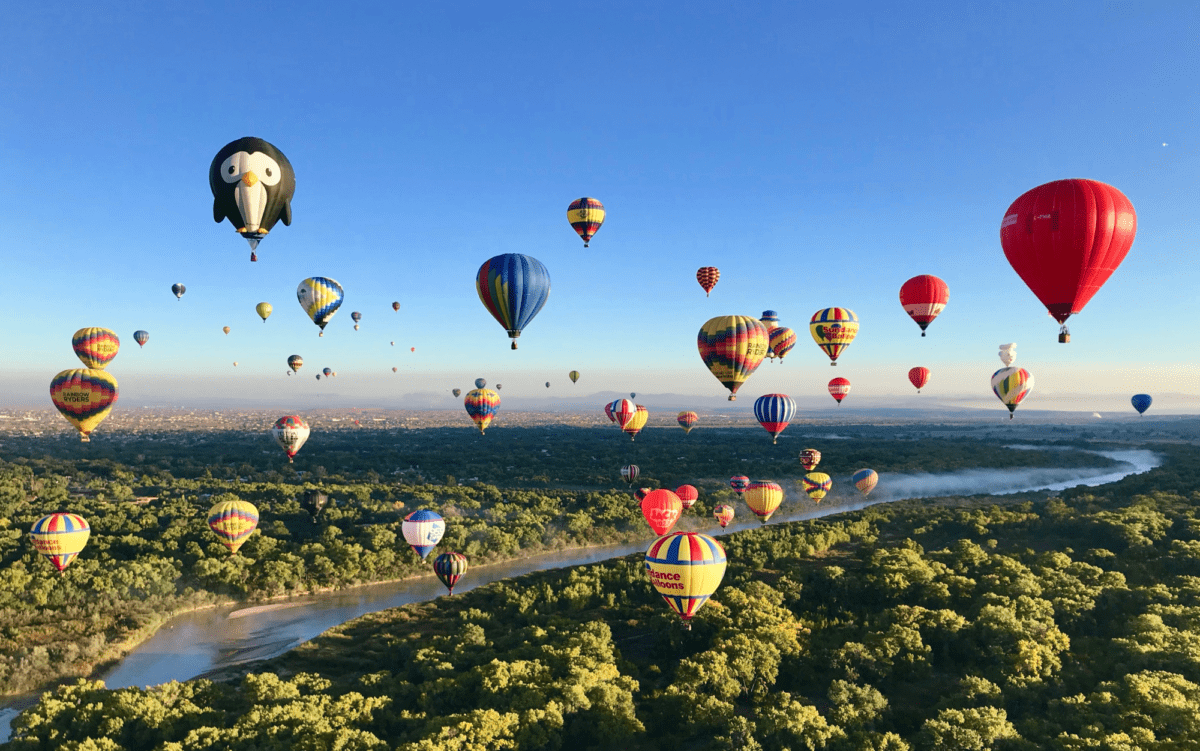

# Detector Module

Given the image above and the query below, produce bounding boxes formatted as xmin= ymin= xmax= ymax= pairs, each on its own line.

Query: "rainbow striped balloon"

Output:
xmin=72 ymin=328 xmax=120 ymax=370
xmin=567 ymin=197 xmax=605 ymax=246
xmin=207 ymin=500 xmax=259 ymax=555
xmin=464 ymin=388 xmax=501 ymax=434
xmin=809 ymin=308 xmax=859 ymax=365
xmin=697 ymin=316 xmax=769 ymax=400
xmin=677 ymin=411 xmax=698 ymax=434
xmin=992 ymin=367 xmax=1035 ymax=419
xmin=713 ymin=504 xmax=735 ymax=528
xmin=852 ymin=469 xmax=878 ymax=498
xmin=50 ymin=368 xmax=118 ymax=441
xmin=769 ymin=327 xmax=797 ymax=362
xmin=475 ymin=254 xmax=551 ymax=349
xmin=434 ymin=551 xmax=468 ymax=595
xmin=30 ymin=513 xmax=90 ymax=573
xmin=646 ymin=532 xmax=727 ymax=627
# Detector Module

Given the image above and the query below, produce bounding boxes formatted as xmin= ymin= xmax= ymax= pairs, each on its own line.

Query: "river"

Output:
xmin=0 ymin=449 xmax=1160 ymax=739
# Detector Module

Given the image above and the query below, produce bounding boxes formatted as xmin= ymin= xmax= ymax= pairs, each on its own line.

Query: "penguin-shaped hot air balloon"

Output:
xmin=209 ymin=137 xmax=296 ymax=257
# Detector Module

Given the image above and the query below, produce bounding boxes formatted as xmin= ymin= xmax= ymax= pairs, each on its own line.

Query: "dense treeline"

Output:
xmin=8 ymin=442 xmax=1199 ymax=749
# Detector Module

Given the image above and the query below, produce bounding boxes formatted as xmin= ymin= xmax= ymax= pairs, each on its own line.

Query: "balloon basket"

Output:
xmin=1059 ymin=333 xmax=1070 ymax=343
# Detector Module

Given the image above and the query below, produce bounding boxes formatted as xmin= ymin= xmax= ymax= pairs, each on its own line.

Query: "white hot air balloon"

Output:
xmin=998 ymin=343 xmax=1017 ymax=367
xmin=271 ymin=415 xmax=311 ymax=462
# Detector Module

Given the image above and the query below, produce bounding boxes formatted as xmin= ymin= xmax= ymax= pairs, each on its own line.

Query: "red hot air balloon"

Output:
xmin=828 ymin=377 xmax=851 ymax=404
xmin=1000 ymin=179 xmax=1137 ymax=342
xmin=908 ymin=367 xmax=930 ymax=393
xmin=640 ymin=489 xmax=683 ymax=536
xmin=696 ymin=267 xmax=720 ymax=296
xmin=899 ymin=275 xmax=949 ymax=336
xmin=675 ymin=485 xmax=699 ymax=510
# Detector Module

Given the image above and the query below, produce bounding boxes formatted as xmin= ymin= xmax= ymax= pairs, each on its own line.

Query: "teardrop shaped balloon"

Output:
xmin=464 ymin=388 xmax=500 ymax=434
xmin=434 ymin=551 xmax=468 ymax=595
xmin=696 ymin=267 xmax=720 ymax=296
xmin=51 ymin=369 xmax=118 ymax=441
xmin=171 ymin=283 xmax=186 ymax=300
xmin=799 ymin=448 xmax=822 ymax=471
xmin=1000 ymin=179 xmax=1136 ymax=338
xmin=452 ymin=388 xmax=461 ymax=397
xmin=223 ymin=326 xmax=231 ymax=335
xmin=641 ymin=489 xmax=683 ymax=535
xmin=567 ymin=197 xmax=605 ymax=247
xmin=402 ymin=509 xmax=445 ymax=560
xmin=802 ymin=472 xmax=832 ymax=503
xmin=713 ymin=504 xmax=735 ymax=529
xmin=288 ymin=355 xmax=303 ymax=372
xmin=675 ymin=485 xmax=699 ymax=510
xmin=30 ymin=513 xmax=90 ymax=574
xmin=899 ymin=275 xmax=949 ymax=336
xmin=475 ymin=378 xmax=486 ymax=389
xmin=697 ymin=316 xmax=769 ymax=400
xmin=1131 ymin=394 xmax=1152 ymax=415
xmin=297 ymin=277 xmax=344 ymax=334
xmin=744 ymin=480 xmax=783 ymax=523
xmin=623 ymin=405 xmax=648 ymax=441
xmin=271 ymin=415 xmax=310 ymax=463
xmin=621 ymin=465 xmax=640 ymax=484
xmin=392 ymin=302 xmax=401 ymax=311
xmin=475 ymin=254 xmax=551 ymax=349
xmin=72 ymin=328 xmax=119 ymax=369
xmin=207 ymin=500 xmax=259 ymax=555
xmin=810 ymin=308 xmax=859 ymax=365
xmin=645 ymin=532 xmax=727 ymax=628
xmin=852 ymin=469 xmax=878 ymax=498
xmin=729 ymin=476 xmax=749 ymax=495
xmin=133 ymin=330 xmax=149 ymax=348
xmin=209 ymin=137 xmax=295 ymax=252
xmin=256 ymin=302 xmax=272 ymax=322
xmin=828 ymin=378 xmax=851 ymax=404
xmin=992 ymin=367 xmax=1034 ymax=419
xmin=569 ymin=370 xmax=580 ymax=384
xmin=677 ymin=411 xmax=698 ymax=434
xmin=768 ymin=327 xmax=797 ymax=363
xmin=351 ymin=311 xmax=362 ymax=323
xmin=908 ymin=367 xmax=930 ymax=393
xmin=323 ymin=367 xmax=332 ymax=377
xmin=754 ymin=393 xmax=796 ymax=444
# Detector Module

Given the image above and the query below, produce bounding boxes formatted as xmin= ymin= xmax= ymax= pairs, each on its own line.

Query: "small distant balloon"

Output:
xmin=207 ymin=500 xmax=259 ymax=555
xmin=297 ymin=277 xmax=344 ymax=335
xmin=392 ymin=302 xmax=401 ymax=311
xmin=223 ymin=326 xmax=231 ymax=335
xmin=133 ymin=330 xmax=149 ymax=348
xmin=452 ymin=388 xmax=461 ymax=397
xmin=744 ymin=481 xmax=783 ymax=523
xmin=1131 ymin=394 xmax=1152 ymax=415
xmin=475 ymin=378 xmax=487 ymax=389
xmin=696 ymin=266 xmax=720 ymax=296
xmin=828 ymin=378 xmax=851 ymax=404
xmin=802 ymin=473 xmax=832 ymax=503
xmin=810 ymin=308 xmax=858 ymax=365
xmin=30 ymin=513 xmax=90 ymax=573
xmin=852 ymin=469 xmax=878 ymax=498
xmin=567 ymin=197 xmax=605 ymax=247
xmin=799 ymin=449 xmax=822 ymax=471
xmin=908 ymin=367 xmax=930 ymax=393
xmin=271 ymin=415 xmax=310 ymax=463
xmin=991 ymin=367 xmax=1034 ymax=419
xmin=288 ymin=355 xmax=303 ymax=372
xmin=569 ymin=370 xmax=580 ymax=384
xmin=713 ymin=504 xmax=735 ymax=528
xmin=256 ymin=302 xmax=272 ymax=322
xmin=172 ymin=283 xmax=186 ymax=300
xmin=434 ymin=551 xmax=468 ymax=595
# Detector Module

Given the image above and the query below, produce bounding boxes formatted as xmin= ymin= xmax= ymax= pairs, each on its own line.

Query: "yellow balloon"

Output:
xmin=50 ymin=369 xmax=118 ymax=441
xmin=30 ymin=513 xmax=90 ymax=573
xmin=743 ymin=480 xmax=783 ymax=523
xmin=802 ymin=472 xmax=833 ymax=502
xmin=623 ymin=405 xmax=649 ymax=441
xmin=645 ymin=532 xmax=727 ymax=628
xmin=207 ymin=500 xmax=259 ymax=555
xmin=256 ymin=302 xmax=273 ymax=322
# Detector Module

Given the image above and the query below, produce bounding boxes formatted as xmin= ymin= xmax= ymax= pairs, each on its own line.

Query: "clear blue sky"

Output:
xmin=4 ymin=2 xmax=1198 ymax=410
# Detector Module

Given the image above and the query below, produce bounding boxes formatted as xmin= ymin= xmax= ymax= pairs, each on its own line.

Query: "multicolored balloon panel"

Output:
xmin=768 ymin=327 xmax=797 ymax=362
xmin=297 ymin=277 xmax=344 ymax=333
xmin=271 ymin=415 xmax=310 ymax=462
xmin=72 ymin=328 xmax=119 ymax=370
xmin=207 ymin=500 xmax=259 ymax=555
xmin=434 ymin=551 xmax=468 ymax=594
xmin=29 ymin=513 xmax=90 ymax=573
xmin=729 ymin=476 xmax=750 ymax=495
xmin=50 ymin=369 xmax=118 ymax=441
xmin=852 ymin=469 xmax=878 ymax=498
xmin=475 ymin=253 xmax=551 ymax=349
xmin=810 ymin=308 xmax=859 ymax=365
xmin=697 ymin=315 xmax=769 ymax=400
xmin=802 ymin=473 xmax=833 ymax=503
xmin=992 ymin=367 xmax=1035 ymax=418
xmin=464 ymin=388 xmax=501 ymax=434
xmin=696 ymin=267 xmax=720 ymax=296
xmin=676 ymin=411 xmax=698 ymax=434
xmin=645 ymin=532 xmax=727 ymax=626
xmin=567 ymin=197 xmax=605 ymax=246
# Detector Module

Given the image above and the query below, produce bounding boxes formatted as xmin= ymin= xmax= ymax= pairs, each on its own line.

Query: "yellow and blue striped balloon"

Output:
xmin=809 ymin=308 xmax=859 ymax=365
xmin=296 ymin=277 xmax=344 ymax=335
xmin=567 ymin=197 xmax=605 ymax=246
xmin=802 ymin=472 xmax=833 ymax=503
xmin=645 ymin=532 xmax=727 ymax=627
xmin=475 ymin=254 xmax=551 ymax=349
xmin=30 ymin=513 xmax=90 ymax=573
xmin=207 ymin=500 xmax=259 ymax=555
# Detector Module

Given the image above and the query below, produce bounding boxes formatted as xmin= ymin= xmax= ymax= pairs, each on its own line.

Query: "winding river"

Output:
xmin=0 ymin=449 xmax=1160 ymax=739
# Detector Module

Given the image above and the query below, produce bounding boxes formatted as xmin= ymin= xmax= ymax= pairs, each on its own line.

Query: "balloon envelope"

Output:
xmin=271 ymin=415 xmax=310 ymax=462
xmin=899 ymin=275 xmax=949 ymax=335
xmin=713 ymin=504 xmax=735 ymax=528
xmin=623 ymin=405 xmax=648 ymax=440
xmin=696 ymin=266 xmax=720 ymax=296
xmin=567 ymin=197 xmax=605 ymax=246
xmin=51 ymin=369 xmax=118 ymax=441
xmin=641 ymin=489 xmax=683 ymax=535
xmin=392 ymin=302 xmax=401 ymax=311
xmin=475 ymin=253 xmax=551 ymax=349
xmin=810 ymin=308 xmax=859 ymax=365
xmin=402 ymin=510 xmax=446 ymax=560
xmin=452 ymin=388 xmax=461 ymax=397
xmin=828 ymin=378 xmax=851 ymax=404
xmin=768 ymin=327 xmax=797 ymax=362
xmin=209 ymin=137 xmax=295 ymax=250
xmin=434 ymin=551 xmax=468 ymax=594
xmin=256 ymin=302 xmax=272 ymax=322
xmin=802 ymin=473 xmax=833 ymax=502
xmin=754 ymin=393 xmax=796 ymax=444
xmin=677 ymin=411 xmax=698 ymax=434
xmin=697 ymin=315 xmax=769 ymax=400
xmin=621 ymin=465 xmax=640 ymax=484
xmin=72 ymin=328 xmax=119 ymax=370
xmin=992 ymin=367 xmax=1035 ymax=417
xmin=1131 ymin=394 xmax=1152 ymax=414
xmin=464 ymin=388 xmax=501 ymax=434
xmin=908 ymin=367 xmax=930 ymax=392
xmin=288 ymin=355 xmax=303 ymax=372
xmin=852 ymin=469 xmax=878 ymax=498
xmin=645 ymin=532 xmax=727 ymax=625
xmin=999 ymin=343 xmax=1018 ymax=367
xmin=207 ymin=500 xmax=259 ymax=555
xmin=729 ymin=476 xmax=750 ymax=495
xmin=569 ymin=370 xmax=580 ymax=383
xmin=799 ymin=448 xmax=822 ymax=471
xmin=30 ymin=513 xmax=90 ymax=573
xmin=172 ymin=283 xmax=185 ymax=299
xmin=475 ymin=378 xmax=487 ymax=389
xmin=744 ymin=480 xmax=783 ymax=523
xmin=133 ymin=330 xmax=149 ymax=347
xmin=297 ymin=277 xmax=344 ymax=332
xmin=675 ymin=485 xmax=699 ymax=510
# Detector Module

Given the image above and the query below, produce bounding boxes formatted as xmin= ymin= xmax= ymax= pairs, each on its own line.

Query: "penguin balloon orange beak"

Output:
xmin=241 ymin=171 xmax=259 ymax=187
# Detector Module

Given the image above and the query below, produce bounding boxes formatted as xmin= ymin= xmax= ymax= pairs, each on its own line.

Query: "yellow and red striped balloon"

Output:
xmin=30 ymin=513 xmax=90 ymax=573
xmin=567 ymin=197 xmax=605 ymax=246
xmin=697 ymin=316 xmax=769 ymax=401
xmin=72 ymin=328 xmax=120 ymax=370
xmin=207 ymin=500 xmax=259 ymax=555
xmin=50 ymin=369 xmax=118 ymax=441
xmin=645 ymin=532 xmax=727 ymax=627
xmin=744 ymin=480 xmax=783 ymax=523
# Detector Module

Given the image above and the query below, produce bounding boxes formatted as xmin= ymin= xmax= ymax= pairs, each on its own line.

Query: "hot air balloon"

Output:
xmin=301 ymin=490 xmax=328 ymax=517
xmin=802 ymin=473 xmax=832 ymax=503
xmin=641 ymin=489 xmax=683 ymax=535
xmin=297 ymin=277 xmax=344 ymax=336
xmin=171 ymin=283 xmax=185 ymax=300
xmin=288 ymin=355 xmax=303 ymax=373
xmin=754 ymin=393 xmax=796 ymax=444
xmin=476 ymin=253 xmax=551 ymax=349
xmin=603 ymin=401 xmax=617 ymax=424
xmin=677 ymin=411 xmax=698 ymax=434
xmin=623 ymin=405 xmax=648 ymax=441
xmin=223 ymin=326 xmax=231 ymax=335
xmin=402 ymin=510 xmax=445 ymax=560
xmin=760 ymin=311 xmax=780 ymax=358
xmin=569 ymin=370 xmax=580 ymax=384
xmin=464 ymin=388 xmax=500 ymax=434
xmin=1131 ymin=394 xmax=1152 ymax=415
xmin=545 ymin=382 xmax=551 ymax=388
xmin=133 ymin=330 xmax=149 ymax=348
xmin=612 ymin=399 xmax=637 ymax=430
xmin=567 ymin=197 xmax=605 ymax=247
xmin=316 ymin=375 xmax=321 ymax=381
xmin=392 ymin=302 xmax=401 ymax=311
xmin=696 ymin=267 xmax=720 ymax=296
xmin=271 ymin=415 xmax=310 ymax=463
xmin=630 ymin=392 xmax=636 ymax=399
xmin=352 ymin=311 xmax=362 ymax=330
xmin=323 ymin=367 xmax=332 ymax=377
xmin=828 ymin=378 xmax=851 ymax=404
xmin=769 ymin=327 xmax=797 ymax=363
xmin=645 ymin=532 xmax=727 ymax=629
xmin=899 ymin=275 xmax=949 ymax=336
xmin=72 ymin=328 xmax=119 ymax=369
xmin=729 ymin=476 xmax=749 ymax=495
xmin=799 ymin=449 xmax=822 ymax=471
xmin=810 ymin=308 xmax=859 ymax=365
xmin=634 ymin=487 xmax=651 ymax=502
xmin=744 ymin=481 xmax=784 ymax=523
xmin=452 ymin=388 xmax=461 ymax=397
xmin=256 ymin=302 xmax=272 ymax=322
xmin=713 ymin=504 xmax=735 ymax=529
xmin=51 ymin=369 xmax=118 ymax=441
xmin=621 ymin=465 xmax=640 ymax=484
xmin=999 ymin=343 xmax=1017 ymax=367
xmin=698 ymin=316 xmax=769 ymax=400
xmin=434 ymin=551 xmax=468 ymax=595
xmin=852 ymin=469 xmax=878 ymax=498
xmin=475 ymin=378 xmax=487 ymax=389
xmin=1000 ymin=179 xmax=1137 ymax=342
xmin=207 ymin=500 xmax=259 ymax=555
xmin=29 ymin=513 xmax=90 ymax=574
xmin=992 ymin=367 xmax=1034 ymax=419
xmin=909 ymin=367 xmax=930 ymax=393
xmin=209 ymin=137 xmax=295 ymax=254
xmin=676 ymin=485 xmax=699 ymax=510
